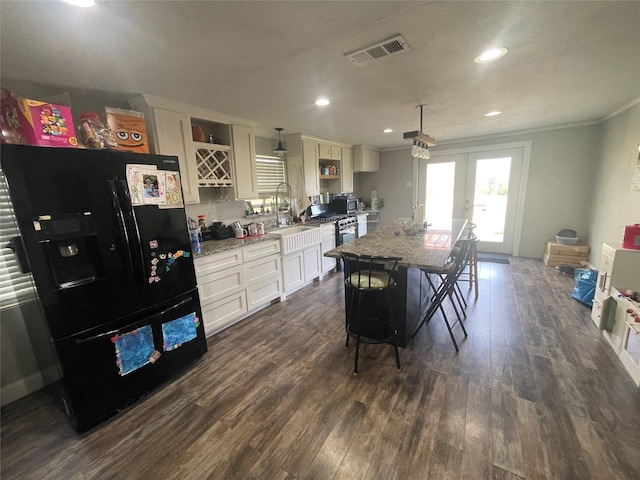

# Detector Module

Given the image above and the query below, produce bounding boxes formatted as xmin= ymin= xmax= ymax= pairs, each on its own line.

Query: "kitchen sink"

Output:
xmin=276 ymin=225 xmax=322 ymax=255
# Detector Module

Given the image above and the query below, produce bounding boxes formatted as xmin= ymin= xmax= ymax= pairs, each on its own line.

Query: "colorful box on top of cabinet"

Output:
xmin=543 ymin=239 xmax=590 ymax=267
xmin=0 ymin=89 xmax=78 ymax=148
xmin=104 ymin=107 xmax=149 ymax=153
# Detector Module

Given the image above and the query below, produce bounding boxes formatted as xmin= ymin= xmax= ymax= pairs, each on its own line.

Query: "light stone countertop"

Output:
xmin=324 ymin=218 xmax=468 ymax=269
xmin=195 ymin=232 xmax=284 ymax=257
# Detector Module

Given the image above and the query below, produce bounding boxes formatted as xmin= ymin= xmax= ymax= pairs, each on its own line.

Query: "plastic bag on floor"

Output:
xmin=571 ymin=268 xmax=597 ymax=307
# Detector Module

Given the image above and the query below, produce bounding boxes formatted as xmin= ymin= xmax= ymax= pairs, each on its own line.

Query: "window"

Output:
xmin=0 ymin=170 xmax=36 ymax=309
xmin=256 ymin=155 xmax=286 ymax=194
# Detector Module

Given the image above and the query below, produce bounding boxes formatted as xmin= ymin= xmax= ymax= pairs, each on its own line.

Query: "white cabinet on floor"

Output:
xmin=282 ymin=243 xmax=322 ymax=297
xmin=195 ymin=249 xmax=246 ymax=335
xmin=243 ymin=241 xmax=282 ymax=310
xmin=195 ymin=240 xmax=281 ymax=336
xmin=591 ymin=243 xmax=640 ymax=329
xmin=357 ymin=213 xmax=368 ymax=236
xmin=321 ymin=223 xmax=336 ymax=275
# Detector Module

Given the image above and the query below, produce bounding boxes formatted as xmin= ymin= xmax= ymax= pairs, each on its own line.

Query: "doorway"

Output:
xmin=416 ymin=142 xmax=531 ymax=256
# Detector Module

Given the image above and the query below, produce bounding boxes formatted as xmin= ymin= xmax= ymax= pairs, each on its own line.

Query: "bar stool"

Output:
xmin=456 ymin=222 xmax=479 ymax=298
xmin=341 ymin=252 xmax=402 ymax=374
xmin=412 ymin=238 xmax=473 ymax=351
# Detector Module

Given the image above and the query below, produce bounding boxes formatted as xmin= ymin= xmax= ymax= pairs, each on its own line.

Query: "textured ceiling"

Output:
xmin=1 ymin=1 xmax=639 ymax=149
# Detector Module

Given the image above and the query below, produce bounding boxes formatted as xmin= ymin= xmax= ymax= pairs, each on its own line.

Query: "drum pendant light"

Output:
xmin=273 ymin=128 xmax=287 ymax=157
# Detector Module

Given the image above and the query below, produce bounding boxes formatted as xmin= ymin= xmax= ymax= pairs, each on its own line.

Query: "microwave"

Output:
xmin=330 ymin=197 xmax=358 ymax=214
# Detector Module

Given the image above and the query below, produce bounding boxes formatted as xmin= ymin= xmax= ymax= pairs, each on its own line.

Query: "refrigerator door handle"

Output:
xmin=108 ymin=180 xmax=137 ymax=280
xmin=114 ymin=179 xmax=147 ymax=288
xmin=120 ymin=180 xmax=147 ymax=285
xmin=75 ymin=296 xmax=194 ymax=344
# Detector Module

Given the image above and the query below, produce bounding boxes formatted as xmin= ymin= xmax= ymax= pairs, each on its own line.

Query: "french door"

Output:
xmin=415 ymin=142 xmax=530 ymax=255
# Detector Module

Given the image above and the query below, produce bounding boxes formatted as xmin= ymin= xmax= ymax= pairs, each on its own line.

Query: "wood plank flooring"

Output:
xmin=2 ymin=258 xmax=639 ymax=479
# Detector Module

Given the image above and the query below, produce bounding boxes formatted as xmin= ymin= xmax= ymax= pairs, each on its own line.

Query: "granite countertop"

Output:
xmin=195 ymin=232 xmax=283 ymax=257
xmin=324 ymin=218 xmax=468 ymax=269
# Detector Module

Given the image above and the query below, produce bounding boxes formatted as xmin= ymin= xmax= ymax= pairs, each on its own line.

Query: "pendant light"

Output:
xmin=403 ymin=104 xmax=436 ymax=159
xmin=273 ymin=128 xmax=287 ymax=157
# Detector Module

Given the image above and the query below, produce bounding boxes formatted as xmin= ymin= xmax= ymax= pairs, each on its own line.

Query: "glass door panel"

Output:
xmin=469 ymin=157 xmax=511 ymax=243
xmin=425 ymin=162 xmax=455 ymax=229
xmin=418 ymin=146 xmax=526 ymax=255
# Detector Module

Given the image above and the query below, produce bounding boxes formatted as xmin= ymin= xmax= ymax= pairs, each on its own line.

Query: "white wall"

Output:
xmin=357 ymin=123 xmax=601 ymax=259
xmin=355 ymin=149 xmax=415 ymax=226
xmin=589 ymin=102 xmax=640 ymax=268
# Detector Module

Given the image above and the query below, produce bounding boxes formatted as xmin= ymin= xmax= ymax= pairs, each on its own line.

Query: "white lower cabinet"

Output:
xmin=195 ymin=240 xmax=281 ymax=336
xmin=282 ymin=251 xmax=305 ymax=293
xmin=357 ymin=213 xmax=367 ymax=236
xmin=303 ymin=244 xmax=322 ymax=281
xmin=282 ymin=243 xmax=322 ymax=297
xmin=320 ymin=223 xmax=336 ymax=275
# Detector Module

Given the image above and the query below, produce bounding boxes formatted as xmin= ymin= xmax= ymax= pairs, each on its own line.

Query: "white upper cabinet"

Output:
xmin=302 ymin=140 xmax=320 ymax=196
xmin=340 ymin=147 xmax=353 ymax=193
xmin=231 ymin=125 xmax=258 ymax=200
xmin=130 ymin=94 xmax=262 ymax=203
xmin=285 ymin=134 xmax=320 ymax=198
xmin=318 ymin=142 xmax=342 ymax=160
xmin=128 ymin=97 xmax=200 ymax=204
xmin=353 ymin=144 xmax=380 ymax=172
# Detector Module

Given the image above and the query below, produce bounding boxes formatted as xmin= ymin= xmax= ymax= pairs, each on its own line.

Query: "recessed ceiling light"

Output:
xmin=474 ymin=48 xmax=508 ymax=63
xmin=63 ymin=0 xmax=95 ymax=7
xmin=383 ymin=128 xmax=393 ymax=133
xmin=484 ymin=111 xmax=502 ymax=117
xmin=315 ymin=98 xmax=330 ymax=106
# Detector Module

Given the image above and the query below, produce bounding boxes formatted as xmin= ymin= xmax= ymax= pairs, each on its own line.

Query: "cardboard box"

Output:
xmin=543 ymin=240 xmax=590 ymax=267
xmin=105 ymin=107 xmax=149 ymax=153
xmin=0 ymin=89 xmax=77 ymax=148
xmin=546 ymin=239 xmax=590 ymax=256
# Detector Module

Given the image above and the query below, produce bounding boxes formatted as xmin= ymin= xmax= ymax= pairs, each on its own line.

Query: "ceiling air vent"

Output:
xmin=346 ymin=35 xmax=410 ymax=66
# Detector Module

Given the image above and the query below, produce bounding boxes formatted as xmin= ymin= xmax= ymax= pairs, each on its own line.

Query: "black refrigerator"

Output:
xmin=1 ymin=144 xmax=208 ymax=432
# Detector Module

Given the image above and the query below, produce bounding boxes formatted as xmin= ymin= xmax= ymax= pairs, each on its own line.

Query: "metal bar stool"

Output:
xmin=455 ymin=222 xmax=479 ymax=299
xmin=412 ymin=238 xmax=473 ymax=351
xmin=341 ymin=252 xmax=402 ymax=374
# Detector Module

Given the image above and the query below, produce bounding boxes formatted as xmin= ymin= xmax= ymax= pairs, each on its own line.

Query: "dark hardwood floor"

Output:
xmin=2 ymin=258 xmax=639 ymax=479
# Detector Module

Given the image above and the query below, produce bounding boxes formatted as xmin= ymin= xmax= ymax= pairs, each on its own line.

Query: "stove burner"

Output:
xmin=337 ymin=216 xmax=357 ymax=229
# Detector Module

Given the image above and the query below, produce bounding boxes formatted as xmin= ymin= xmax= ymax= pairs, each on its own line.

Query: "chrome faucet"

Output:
xmin=275 ymin=182 xmax=292 ymax=227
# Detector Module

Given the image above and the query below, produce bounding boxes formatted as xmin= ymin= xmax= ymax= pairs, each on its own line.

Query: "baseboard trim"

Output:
xmin=1 ymin=372 xmax=45 ymax=406
xmin=0 ymin=366 xmax=58 ymax=407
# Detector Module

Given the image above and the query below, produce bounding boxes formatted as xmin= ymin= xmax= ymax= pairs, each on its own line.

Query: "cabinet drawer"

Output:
xmin=195 ymin=249 xmax=243 ymax=276
xmin=246 ymin=276 xmax=282 ymax=310
xmin=198 ymin=264 xmax=244 ymax=306
xmin=320 ymin=223 xmax=336 ymax=240
xmin=243 ymin=240 xmax=280 ymax=262
xmin=245 ymin=254 xmax=281 ymax=285
xmin=201 ymin=291 xmax=247 ymax=336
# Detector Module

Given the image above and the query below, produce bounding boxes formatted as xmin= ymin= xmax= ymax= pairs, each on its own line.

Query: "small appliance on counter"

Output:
xmin=330 ymin=195 xmax=358 ymax=214
xmin=209 ymin=222 xmax=232 ymax=240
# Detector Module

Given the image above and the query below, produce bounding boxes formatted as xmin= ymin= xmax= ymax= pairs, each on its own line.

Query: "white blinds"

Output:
xmin=256 ymin=156 xmax=286 ymax=194
xmin=0 ymin=170 xmax=36 ymax=309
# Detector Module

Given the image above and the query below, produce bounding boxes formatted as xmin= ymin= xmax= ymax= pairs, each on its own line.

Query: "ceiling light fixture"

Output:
xmin=474 ymin=47 xmax=508 ymax=63
xmin=273 ymin=128 xmax=287 ymax=157
xmin=403 ymin=104 xmax=436 ymax=159
xmin=484 ymin=111 xmax=502 ymax=117
xmin=383 ymin=128 xmax=393 ymax=133
xmin=315 ymin=98 xmax=330 ymax=106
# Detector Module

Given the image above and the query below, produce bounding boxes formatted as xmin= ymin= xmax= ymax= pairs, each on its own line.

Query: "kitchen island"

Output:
xmin=325 ymin=218 xmax=468 ymax=347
